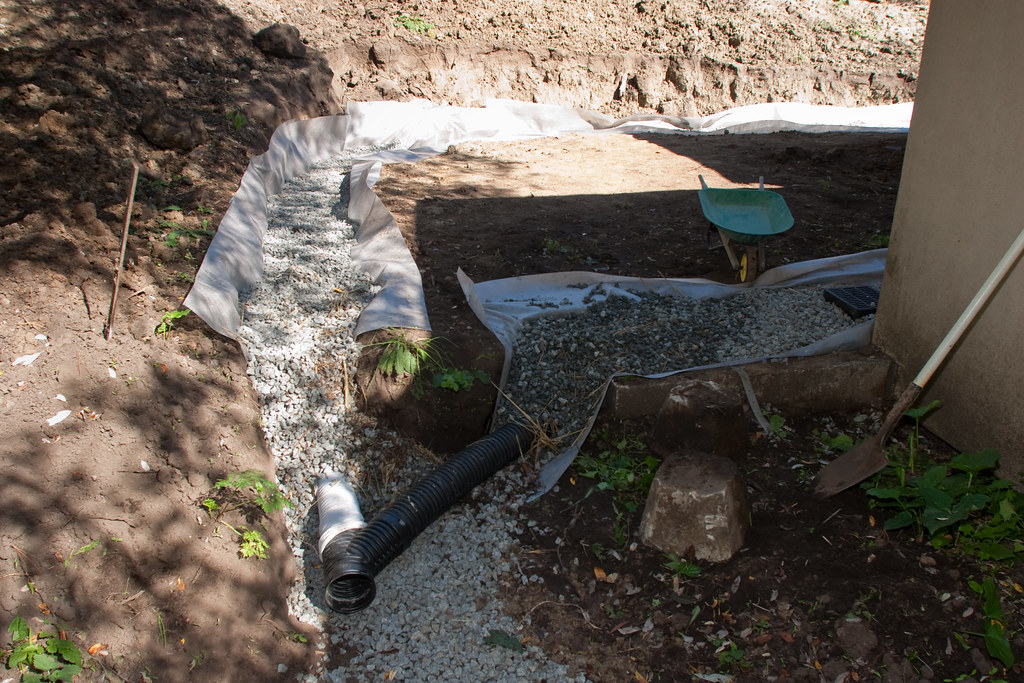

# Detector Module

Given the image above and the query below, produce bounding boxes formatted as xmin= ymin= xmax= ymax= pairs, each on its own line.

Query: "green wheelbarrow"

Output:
xmin=698 ymin=175 xmax=794 ymax=282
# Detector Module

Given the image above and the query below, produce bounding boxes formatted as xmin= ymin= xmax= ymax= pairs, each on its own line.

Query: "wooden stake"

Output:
xmin=105 ymin=164 xmax=140 ymax=340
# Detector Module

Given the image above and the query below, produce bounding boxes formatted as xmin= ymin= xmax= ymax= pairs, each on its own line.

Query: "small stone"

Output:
xmin=139 ymin=108 xmax=207 ymax=151
xmin=835 ymin=616 xmax=878 ymax=660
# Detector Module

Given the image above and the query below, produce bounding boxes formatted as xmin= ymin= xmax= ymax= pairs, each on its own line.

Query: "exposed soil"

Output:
xmin=4 ymin=0 xmax=1021 ymax=681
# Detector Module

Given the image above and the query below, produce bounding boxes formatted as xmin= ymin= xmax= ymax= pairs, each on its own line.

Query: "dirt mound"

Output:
xmin=227 ymin=0 xmax=926 ymax=115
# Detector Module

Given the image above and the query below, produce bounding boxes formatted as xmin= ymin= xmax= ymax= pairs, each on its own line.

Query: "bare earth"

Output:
xmin=4 ymin=0 xmax=1021 ymax=682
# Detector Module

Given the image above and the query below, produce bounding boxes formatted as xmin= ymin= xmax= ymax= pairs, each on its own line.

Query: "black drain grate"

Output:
xmin=823 ymin=285 xmax=880 ymax=318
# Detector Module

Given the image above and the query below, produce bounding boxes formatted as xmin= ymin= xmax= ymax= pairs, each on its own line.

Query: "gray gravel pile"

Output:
xmin=235 ymin=153 xmax=865 ymax=682
xmin=494 ymin=284 xmax=865 ymax=444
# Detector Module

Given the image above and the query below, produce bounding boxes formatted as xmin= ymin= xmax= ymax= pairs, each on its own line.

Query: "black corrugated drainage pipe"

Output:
xmin=317 ymin=421 xmax=534 ymax=613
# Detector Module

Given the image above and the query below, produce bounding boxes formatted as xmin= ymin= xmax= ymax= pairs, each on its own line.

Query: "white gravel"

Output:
xmin=237 ymin=154 xmax=866 ymax=682
xmin=238 ymin=154 xmax=583 ymax=682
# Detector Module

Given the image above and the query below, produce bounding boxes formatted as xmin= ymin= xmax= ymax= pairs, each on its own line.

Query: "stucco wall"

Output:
xmin=873 ymin=2 xmax=1024 ymax=474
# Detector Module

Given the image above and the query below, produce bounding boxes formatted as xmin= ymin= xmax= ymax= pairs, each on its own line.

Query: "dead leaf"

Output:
xmin=754 ymin=633 xmax=772 ymax=645
xmin=635 ymin=672 xmax=649 ymax=682
xmin=617 ymin=625 xmax=641 ymax=635
xmin=38 ymin=602 xmax=50 ymax=614
xmin=778 ymin=631 xmax=795 ymax=643
xmin=88 ymin=643 xmax=106 ymax=655
xmin=593 ymin=566 xmax=607 ymax=581
xmin=177 ymin=577 xmax=185 ymax=591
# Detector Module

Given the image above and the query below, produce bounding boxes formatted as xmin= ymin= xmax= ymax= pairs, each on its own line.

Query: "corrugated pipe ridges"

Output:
xmin=318 ymin=421 xmax=534 ymax=614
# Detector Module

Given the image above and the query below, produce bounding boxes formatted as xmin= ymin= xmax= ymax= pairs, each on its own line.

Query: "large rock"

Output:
xmin=639 ymin=451 xmax=750 ymax=562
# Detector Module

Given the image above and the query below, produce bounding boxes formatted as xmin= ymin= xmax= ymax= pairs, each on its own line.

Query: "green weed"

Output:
xmin=3 ymin=617 xmax=83 ymax=682
xmin=238 ymin=527 xmax=270 ymax=560
xmin=214 ymin=469 xmax=291 ymax=516
xmin=867 ymin=233 xmax=890 ymax=248
xmin=866 ymin=449 xmax=1024 ymax=562
xmin=542 ymin=238 xmax=569 ymax=256
xmin=155 ymin=309 xmax=190 ymax=338
xmin=574 ymin=430 xmax=660 ymax=545
xmin=972 ymin=577 xmax=1014 ymax=668
xmin=766 ymin=412 xmax=787 ymax=438
xmin=227 ymin=108 xmax=247 ymax=131
xmin=664 ymin=553 xmax=702 ymax=579
xmin=163 ymin=227 xmax=215 ymax=247
xmin=432 ymin=368 xmax=490 ymax=392
xmin=715 ymin=640 xmax=751 ymax=670
xmin=64 ymin=539 xmax=101 ymax=567
xmin=370 ymin=332 xmax=443 ymax=379
xmin=394 ymin=13 xmax=434 ymax=35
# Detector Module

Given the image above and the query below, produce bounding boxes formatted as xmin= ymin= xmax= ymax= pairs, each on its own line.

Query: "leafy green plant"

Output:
xmin=4 ymin=617 xmax=83 ymax=682
xmin=163 ymin=227 xmax=215 ymax=247
xmin=715 ymin=640 xmax=751 ymax=670
xmin=664 ymin=553 xmax=702 ymax=579
xmin=574 ymin=431 xmax=660 ymax=546
xmin=394 ymin=13 xmax=434 ymax=35
xmin=64 ymin=539 xmax=101 ymax=567
xmin=155 ymin=609 xmax=167 ymax=647
xmin=370 ymin=332 xmax=443 ymax=379
xmin=432 ymin=368 xmax=490 ymax=392
xmin=205 ymin=470 xmax=290 ymax=561
xmin=867 ymin=233 xmax=890 ymax=248
xmin=542 ymin=238 xmax=569 ymax=256
xmin=965 ymin=577 xmax=1014 ymax=668
xmin=155 ymin=309 xmax=190 ymax=338
xmin=895 ymin=399 xmax=943 ymax=482
xmin=575 ymin=433 xmax=659 ymax=505
xmin=237 ymin=527 xmax=270 ymax=560
xmin=765 ymin=412 xmax=787 ymax=439
xmin=483 ymin=629 xmax=524 ymax=652
xmin=866 ymin=449 xmax=1024 ymax=562
xmin=814 ymin=428 xmax=854 ymax=455
xmin=214 ymin=469 xmax=291 ymax=516
xmin=227 ymin=108 xmax=247 ymax=131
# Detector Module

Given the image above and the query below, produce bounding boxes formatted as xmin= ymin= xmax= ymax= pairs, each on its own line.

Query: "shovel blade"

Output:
xmin=812 ymin=437 xmax=889 ymax=499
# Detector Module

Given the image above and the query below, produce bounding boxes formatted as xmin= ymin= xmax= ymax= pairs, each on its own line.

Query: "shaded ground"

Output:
xmin=5 ymin=0 xmax=1019 ymax=681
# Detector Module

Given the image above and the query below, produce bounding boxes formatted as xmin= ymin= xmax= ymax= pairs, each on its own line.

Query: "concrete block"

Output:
xmin=648 ymin=380 xmax=750 ymax=458
xmin=640 ymin=451 xmax=750 ymax=563
xmin=602 ymin=348 xmax=894 ymax=420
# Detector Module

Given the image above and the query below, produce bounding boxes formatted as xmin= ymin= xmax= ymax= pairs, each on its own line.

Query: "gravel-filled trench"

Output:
xmin=236 ymin=155 xmax=866 ymax=682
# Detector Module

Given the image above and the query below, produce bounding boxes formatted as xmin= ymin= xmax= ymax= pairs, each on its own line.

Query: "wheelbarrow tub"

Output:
xmin=698 ymin=188 xmax=794 ymax=244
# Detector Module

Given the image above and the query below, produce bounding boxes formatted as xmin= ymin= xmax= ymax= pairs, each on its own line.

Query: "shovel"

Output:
xmin=813 ymin=225 xmax=1024 ymax=498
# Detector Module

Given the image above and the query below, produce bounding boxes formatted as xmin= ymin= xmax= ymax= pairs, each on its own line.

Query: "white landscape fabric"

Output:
xmin=184 ymin=98 xmax=910 ymax=347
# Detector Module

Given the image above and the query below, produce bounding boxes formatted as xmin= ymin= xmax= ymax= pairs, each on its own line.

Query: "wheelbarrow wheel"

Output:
xmin=738 ymin=247 xmax=758 ymax=283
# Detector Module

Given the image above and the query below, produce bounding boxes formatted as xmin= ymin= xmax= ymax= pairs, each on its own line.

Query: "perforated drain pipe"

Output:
xmin=316 ymin=421 xmax=534 ymax=614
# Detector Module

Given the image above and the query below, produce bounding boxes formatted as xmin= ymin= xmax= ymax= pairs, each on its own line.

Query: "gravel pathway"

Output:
xmin=235 ymin=155 xmax=866 ymax=682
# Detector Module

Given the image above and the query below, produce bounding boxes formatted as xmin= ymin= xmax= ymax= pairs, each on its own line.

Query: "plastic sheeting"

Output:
xmin=184 ymin=99 xmax=911 ymax=349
